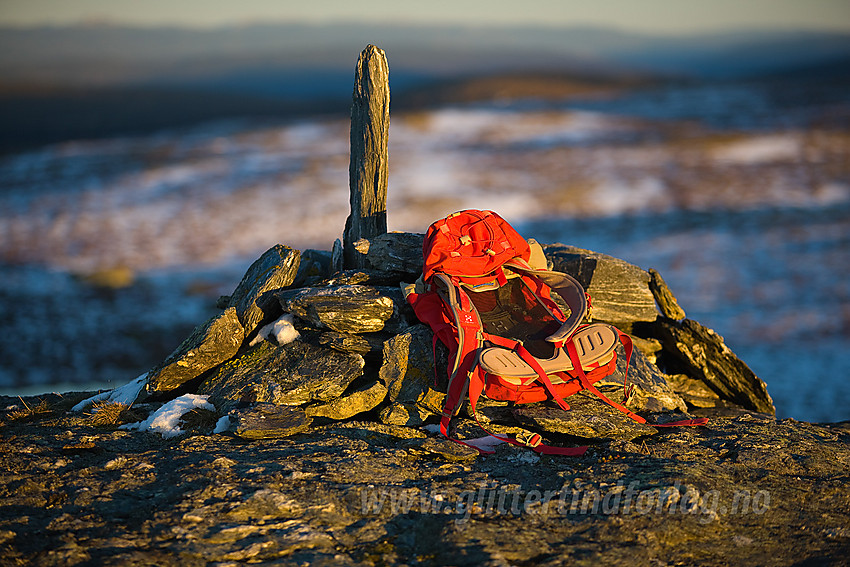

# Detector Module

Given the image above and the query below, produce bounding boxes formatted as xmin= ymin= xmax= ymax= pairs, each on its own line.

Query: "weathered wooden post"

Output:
xmin=343 ymin=44 xmax=390 ymax=269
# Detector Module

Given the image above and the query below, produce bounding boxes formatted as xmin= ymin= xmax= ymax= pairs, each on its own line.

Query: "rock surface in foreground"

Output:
xmin=9 ymin=233 xmax=798 ymax=565
xmin=0 ymin=228 xmax=829 ymax=564
xmin=0 ymin=397 xmax=847 ymax=566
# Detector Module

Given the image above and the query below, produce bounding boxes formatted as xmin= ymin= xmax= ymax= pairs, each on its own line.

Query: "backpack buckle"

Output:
xmin=516 ymin=432 xmax=542 ymax=448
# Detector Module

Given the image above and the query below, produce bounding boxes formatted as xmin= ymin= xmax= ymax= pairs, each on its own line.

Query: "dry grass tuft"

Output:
xmin=7 ymin=397 xmax=53 ymax=422
xmin=88 ymin=401 xmax=144 ymax=426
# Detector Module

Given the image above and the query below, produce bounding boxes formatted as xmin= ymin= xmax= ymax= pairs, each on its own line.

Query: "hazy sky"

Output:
xmin=1 ymin=0 xmax=849 ymax=35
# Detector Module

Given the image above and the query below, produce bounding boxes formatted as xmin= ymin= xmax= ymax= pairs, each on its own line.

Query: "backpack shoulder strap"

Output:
xmin=431 ymin=273 xmax=483 ymax=422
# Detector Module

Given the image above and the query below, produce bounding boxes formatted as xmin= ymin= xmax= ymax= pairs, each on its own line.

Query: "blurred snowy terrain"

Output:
xmin=1 ymin=80 xmax=848 ymax=422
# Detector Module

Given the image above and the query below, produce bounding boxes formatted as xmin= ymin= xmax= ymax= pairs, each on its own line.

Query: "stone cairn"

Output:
xmin=138 ymin=234 xmax=775 ymax=444
xmin=131 ymin=44 xmax=775 ymax=445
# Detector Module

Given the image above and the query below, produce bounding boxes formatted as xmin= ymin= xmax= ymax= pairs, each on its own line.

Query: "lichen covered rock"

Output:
xmin=146 ymin=306 xmax=244 ymax=394
xmin=278 ymin=284 xmax=396 ymax=333
xmin=379 ymin=324 xmax=435 ymax=404
xmin=228 ymin=244 xmax=301 ymax=337
xmin=305 ymin=379 xmax=388 ymax=420
xmin=232 ymin=404 xmax=312 ymax=439
xmin=198 ymin=341 xmax=365 ymax=412
xmin=512 ymin=395 xmax=659 ymax=440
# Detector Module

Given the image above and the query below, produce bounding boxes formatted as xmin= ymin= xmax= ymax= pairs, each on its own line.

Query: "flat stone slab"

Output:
xmin=316 ymin=331 xmax=375 ymax=355
xmin=278 ymin=285 xmax=396 ymax=333
xmin=228 ymin=244 xmax=301 ymax=336
xmin=232 ymin=404 xmax=312 ymax=439
xmin=198 ymin=341 xmax=364 ymax=412
xmin=512 ymin=394 xmax=659 ymax=441
xmin=305 ymin=380 xmax=388 ymax=421
xmin=349 ymin=232 xmax=425 ymax=280
xmin=146 ymin=306 xmax=244 ymax=394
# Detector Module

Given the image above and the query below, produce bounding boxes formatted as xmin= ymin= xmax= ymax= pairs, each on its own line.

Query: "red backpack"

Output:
xmin=406 ymin=209 xmax=705 ymax=455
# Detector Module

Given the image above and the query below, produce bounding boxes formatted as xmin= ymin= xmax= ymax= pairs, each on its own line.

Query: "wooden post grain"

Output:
xmin=343 ymin=44 xmax=390 ymax=269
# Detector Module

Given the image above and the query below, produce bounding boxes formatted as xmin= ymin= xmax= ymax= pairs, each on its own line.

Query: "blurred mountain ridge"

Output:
xmin=3 ymin=22 xmax=850 ymax=86
xmin=1 ymin=22 xmax=849 ymax=153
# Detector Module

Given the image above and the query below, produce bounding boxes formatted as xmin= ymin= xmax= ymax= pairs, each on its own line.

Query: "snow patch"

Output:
xmin=248 ymin=313 xmax=300 ymax=347
xmin=71 ymin=373 xmax=148 ymax=412
xmin=213 ymin=415 xmax=232 ymax=434
xmin=587 ymin=177 xmax=669 ymax=215
xmin=120 ymin=394 xmax=215 ymax=438
xmin=813 ymin=182 xmax=850 ymax=205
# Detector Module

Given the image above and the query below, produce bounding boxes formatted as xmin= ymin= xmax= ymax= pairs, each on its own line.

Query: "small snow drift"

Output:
xmin=71 ymin=373 xmax=148 ymax=412
xmin=120 ymin=394 xmax=216 ymax=438
xmin=249 ymin=313 xmax=301 ymax=347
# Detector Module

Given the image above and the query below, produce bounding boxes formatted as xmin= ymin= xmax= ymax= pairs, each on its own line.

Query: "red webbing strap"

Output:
xmin=439 ymin=363 xmax=473 ymax=440
xmin=565 ymin=339 xmax=647 ymax=424
xmin=483 ymin=334 xmax=519 ymax=349
xmin=531 ymin=442 xmax=589 ymax=456
xmin=515 ymin=344 xmax=572 ymax=411
xmin=452 ymin=276 xmax=473 ymax=312
xmin=466 ymin=367 xmax=587 ymax=456
xmin=520 ymin=274 xmax=567 ymax=321
xmin=440 ymin=368 xmax=494 ymax=453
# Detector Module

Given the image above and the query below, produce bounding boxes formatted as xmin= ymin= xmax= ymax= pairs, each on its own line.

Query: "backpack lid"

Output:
xmin=421 ymin=209 xmax=531 ymax=282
